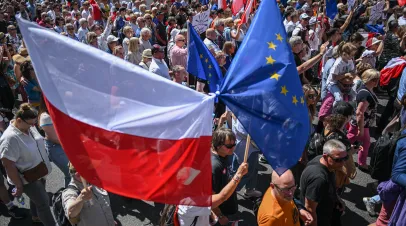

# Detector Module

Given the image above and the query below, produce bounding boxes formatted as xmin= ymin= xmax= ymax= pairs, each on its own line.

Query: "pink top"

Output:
xmin=170 ymin=45 xmax=187 ymax=68
xmin=318 ymin=92 xmax=350 ymax=121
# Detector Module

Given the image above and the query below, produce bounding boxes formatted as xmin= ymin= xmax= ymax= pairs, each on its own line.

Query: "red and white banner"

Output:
xmin=18 ymin=17 xmax=214 ymax=206
xmin=240 ymin=0 xmax=255 ymax=24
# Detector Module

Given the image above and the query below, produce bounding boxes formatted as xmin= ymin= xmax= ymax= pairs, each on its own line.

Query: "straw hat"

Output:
xmin=12 ymin=48 xmax=31 ymax=64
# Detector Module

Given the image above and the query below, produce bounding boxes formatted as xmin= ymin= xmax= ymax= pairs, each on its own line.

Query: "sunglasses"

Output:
xmin=328 ymin=154 xmax=349 ymax=163
xmin=307 ymin=94 xmax=316 ymax=99
xmin=222 ymin=143 xmax=236 ymax=149
xmin=339 ymin=82 xmax=353 ymax=88
xmin=177 ymin=39 xmax=185 ymax=42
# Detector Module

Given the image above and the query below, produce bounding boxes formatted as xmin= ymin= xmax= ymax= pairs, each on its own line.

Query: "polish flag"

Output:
xmin=360 ymin=32 xmax=377 ymax=47
xmin=240 ymin=0 xmax=255 ymax=24
xmin=218 ymin=0 xmax=227 ymax=10
xmin=380 ymin=57 xmax=406 ymax=87
xmin=232 ymin=0 xmax=244 ymax=15
xmin=17 ymin=17 xmax=213 ymax=206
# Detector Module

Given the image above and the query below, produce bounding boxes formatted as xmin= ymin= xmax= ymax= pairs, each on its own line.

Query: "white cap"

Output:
xmin=107 ymin=35 xmax=119 ymax=43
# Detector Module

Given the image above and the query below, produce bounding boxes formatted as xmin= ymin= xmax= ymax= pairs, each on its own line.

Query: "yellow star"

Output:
xmin=205 ymin=58 xmax=208 ymax=63
xmin=276 ymin=33 xmax=283 ymax=42
xmin=292 ymin=95 xmax=298 ymax=105
xmin=281 ymin=86 xmax=288 ymax=96
xmin=270 ymin=72 xmax=280 ymax=81
xmin=300 ymin=96 xmax=305 ymax=105
xmin=200 ymin=54 xmax=203 ymax=58
xmin=208 ymin=73 xmax=212 ymax=77
xmin=266 ymin=55 xmax=276 ymax=65
xmin=268 ymin=42 xmax=277 ymax=50
xmin=208 ymin=64 xmax=212 ymax=69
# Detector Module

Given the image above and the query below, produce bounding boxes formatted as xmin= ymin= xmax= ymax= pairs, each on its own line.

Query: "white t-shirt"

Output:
xmin=361 ymin=49 xmax=377 ymax=68
xmin=399 ymin=16 xmax=406 ymax=26
xmin=177 ymin=205 xmax=211 ymax=226
xmin=285 ymin=21 xmax=296 ymax=34
xmin=308 ymin=28 xmax=320 ymax=51
xmin=327 ymin=57 xmax=355 ymax=85
xmin=0 ymin=122 xmax=52 ymax=185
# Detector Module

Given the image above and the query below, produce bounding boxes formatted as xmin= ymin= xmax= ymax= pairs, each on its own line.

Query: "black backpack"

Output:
xmin=370 ymin=131 xmax=406 ymax=181
xmin=52 ymin=185 xmax=81 ymax=226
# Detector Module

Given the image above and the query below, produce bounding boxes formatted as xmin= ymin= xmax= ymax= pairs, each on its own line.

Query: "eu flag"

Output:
xmin=219 ymin=0 xmax=310 ymax=174
xmin=187 ymin=23 xmax=222 ymax=93
xmin=326 ymin=0 xmax=338 ymax=20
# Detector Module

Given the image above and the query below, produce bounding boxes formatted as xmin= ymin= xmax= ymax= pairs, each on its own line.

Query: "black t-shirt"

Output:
xmin=211 ymin=152 xmax=238 ymax=216
xmin=294 ymin=52 xmax=307 ymax=84
xmin=300 ymin=156 xmax=338 ymax=226
xmin=352 ymin=85 xmax=378 ymax=128
xmin=0 ymin=20 xmax=8 ymax=34
xmin=156 ymin=21 xmax=167 ymax=46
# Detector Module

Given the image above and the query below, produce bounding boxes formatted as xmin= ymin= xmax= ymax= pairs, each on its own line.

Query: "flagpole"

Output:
xmin=243 ymin=135 xmax=251 ymax=163
xmin=81 ymin=177 xmax=94 ymax=205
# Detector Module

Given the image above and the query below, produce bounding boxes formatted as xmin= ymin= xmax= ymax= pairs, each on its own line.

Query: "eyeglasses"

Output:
xmin=328 ymin=154 xmax=349 ymax=163
xmin=177 ymin=39 xmax=185 ymax=42
xmin=21 ymin=117 xmax=37 ymax=126
xmin=222 ymin=143 xmax=236 ymax=149
xmin=307 ymin=94 xmax=316 ymax=99
xmin=273 ymin=184 xmax=297 ymax=193
xmin=145 ymin=17 xmax=152 ymax=20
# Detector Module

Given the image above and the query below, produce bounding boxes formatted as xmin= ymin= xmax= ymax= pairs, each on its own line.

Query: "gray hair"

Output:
xmin=323 ymin=139 xmax=346 ymax=155
xmin=79 ymin=18 xmax=87 ymax=26
xmin=289 ymin=36 xmax=303 ymax=48
xmin=214 ymin=19 xmax=224 ymax=28
xmin=179 ymin=28 xmax=187 ymax=36
xmin=140 ymin=27 xmax=151 ymax=36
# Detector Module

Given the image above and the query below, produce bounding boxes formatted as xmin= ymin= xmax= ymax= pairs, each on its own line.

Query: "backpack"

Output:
xmin=52 ymin=185 xmax=81 ymax=226
xmin=370 ymin=131 xmax=406 ymax=181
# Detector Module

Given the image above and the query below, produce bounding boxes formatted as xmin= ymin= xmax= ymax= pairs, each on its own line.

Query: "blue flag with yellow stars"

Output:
xmin=219 ymin=0 xmax=310 ymax=174
xmin=187 ymin=23 xmax=222 ymax=93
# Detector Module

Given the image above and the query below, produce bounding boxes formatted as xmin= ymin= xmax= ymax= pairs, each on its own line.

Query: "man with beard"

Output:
xmin=258 ymin=170 xmax=313 ymax=226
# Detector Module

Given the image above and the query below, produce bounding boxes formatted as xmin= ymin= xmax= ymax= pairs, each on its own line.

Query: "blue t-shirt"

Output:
xmin=24 ymin=79 xmax=40 ymax=103
xmin=397 ymin=69 xmax=406 ymax=101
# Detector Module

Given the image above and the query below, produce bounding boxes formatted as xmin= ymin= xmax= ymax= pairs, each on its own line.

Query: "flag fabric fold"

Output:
xmin=240 ymin=0 xmax=254 ymax=24
xmin=380 ymin=57 xmax=406 ymax=86
xmin=187 ymin=23 xmax=222 ymax=92
xmin=232 ymin=0 xmax=244 ymax=15
xmin=17 ymin=17 xmax=213 ymax=206
xmin=326 ymin=0 xmax=338 ymax=20
xmin=219 ymin=0 xmax=310 ymax=174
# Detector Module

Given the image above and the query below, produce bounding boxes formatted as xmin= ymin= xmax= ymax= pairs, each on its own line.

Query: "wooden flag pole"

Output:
xmin=81 ymin=177 xmax=94 ymax=205
xmin=243 ymin=135 xmax=251 ymax=163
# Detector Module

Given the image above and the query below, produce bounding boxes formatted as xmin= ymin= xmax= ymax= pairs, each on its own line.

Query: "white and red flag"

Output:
xmin=17 ymin=17 xmax=214 ymax=206
xmin=240 ymin=0 xmax=255 ymax=24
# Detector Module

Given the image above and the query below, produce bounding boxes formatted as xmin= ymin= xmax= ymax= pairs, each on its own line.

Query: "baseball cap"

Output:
xmin=107 ymin=35 xmax=119 ymax=43
xmin=366 ymin=37 xmax=382 ymax=48
xmin=151 ymin=44 xmax=165 ymax=54
xmin=300 ymin=13 xmax=310 ymax=20
xmin=142 ymin=49 xmax=153 ymax=58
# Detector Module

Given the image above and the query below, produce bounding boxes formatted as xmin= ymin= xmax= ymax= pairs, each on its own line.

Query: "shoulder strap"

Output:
xmin=190 ymin=216 xmax=199 ymax=226
xmin=67 ymin=185 xmax=81 ymax=196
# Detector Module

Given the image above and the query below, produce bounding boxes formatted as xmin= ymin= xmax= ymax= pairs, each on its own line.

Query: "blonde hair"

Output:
xmin=128 ymin=37 xmax=140 ymax=53
xmin=123 ymin=26 xmax=133 ymax=35
xmin=87 ymin=31 xmax=98 ymax=44
xmin=338 ymin=42 xmax=357 ymax=55
xmin=361 ymin=69 xmax=380 ymax=84
xmin=224 ymin=17 xmax=233 ymax=26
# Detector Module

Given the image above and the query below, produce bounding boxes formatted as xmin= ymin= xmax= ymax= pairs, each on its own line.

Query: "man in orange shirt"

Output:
xmin=258 ymin=170 xmax=313 ymax=226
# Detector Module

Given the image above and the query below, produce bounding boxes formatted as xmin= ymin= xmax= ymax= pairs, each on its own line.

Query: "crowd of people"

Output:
xmin=0 ymin=0 xmax=405 ymax=225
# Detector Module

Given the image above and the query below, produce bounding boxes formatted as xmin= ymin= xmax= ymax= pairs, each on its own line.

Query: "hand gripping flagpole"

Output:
xmin=243 ymin=135 xmax=251 ymax=163
xmin=80 ymin=177 xmax=94 ymax=206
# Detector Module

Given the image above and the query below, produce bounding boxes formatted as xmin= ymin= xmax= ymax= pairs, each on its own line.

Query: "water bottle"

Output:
xmin=12 ymin=188 xmax=25 ymax=205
